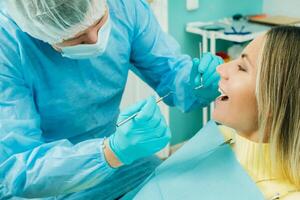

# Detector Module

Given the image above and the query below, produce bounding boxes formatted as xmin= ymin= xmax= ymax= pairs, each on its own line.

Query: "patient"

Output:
xmin=213 ymin=26 xmax=300 ymax=199
xmin=124 ymin=26 xmax=300 ymax=200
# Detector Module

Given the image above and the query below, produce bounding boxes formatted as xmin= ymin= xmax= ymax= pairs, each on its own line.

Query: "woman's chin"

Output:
xmin=212 ymin=111 xmax=224 ymax=125
xmin=212 ymin=106 xmax=226 ymax=123
xmin=212 ymin=109 xmax=234 ymax=128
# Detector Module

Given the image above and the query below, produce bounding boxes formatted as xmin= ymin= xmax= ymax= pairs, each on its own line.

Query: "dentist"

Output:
xmin=0 ymin=0 xmax=223 ymax=199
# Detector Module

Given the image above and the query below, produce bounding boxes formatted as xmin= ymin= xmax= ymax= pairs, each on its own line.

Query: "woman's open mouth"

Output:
xmin=217 ymin=87 xmax=229 ymax=101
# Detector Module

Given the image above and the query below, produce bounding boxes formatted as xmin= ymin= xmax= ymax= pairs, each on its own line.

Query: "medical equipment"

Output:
xmin=224 ymin=25 xmax=251 ymax=35
xmin=194 ymin=73 xmax=204 ymax=90
xmin=194 ymin=45 xmax=204 ymax=90
xmin=117 ymin=92 xmax=173 ymax=127
xmin=110 ymin=96 xmax=171 ymax=164
xmin=116 ymin=75 xmax=205 ymax=127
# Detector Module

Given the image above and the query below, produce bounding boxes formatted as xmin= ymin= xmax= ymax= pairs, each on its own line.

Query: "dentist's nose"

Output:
xmin=81 ymin=30 xmax=99 ymax=44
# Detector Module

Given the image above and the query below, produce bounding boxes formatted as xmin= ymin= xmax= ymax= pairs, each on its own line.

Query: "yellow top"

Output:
xmin=219 ymin=126 xmax=300 ymax=200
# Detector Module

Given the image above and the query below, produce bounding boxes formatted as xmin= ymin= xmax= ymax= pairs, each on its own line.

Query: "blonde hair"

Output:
xmin=257 ymin=26 xmax=300 ymax=186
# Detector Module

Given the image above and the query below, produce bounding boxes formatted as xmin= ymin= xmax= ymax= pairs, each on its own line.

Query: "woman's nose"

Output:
xmin=216 ymin=63 xmax=229 ymax=80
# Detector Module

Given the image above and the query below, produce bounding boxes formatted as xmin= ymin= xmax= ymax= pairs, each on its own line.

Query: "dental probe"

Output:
xmin=116 ymin=91 xmax=172 ymax=127
xmin=117 ymin=77 xmax=205 ymax=127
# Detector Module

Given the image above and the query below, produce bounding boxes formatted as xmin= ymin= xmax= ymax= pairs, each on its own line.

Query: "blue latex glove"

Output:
xmin=109 ymin=96 xmax=171 ymax=165
xmin=191 ymin=53 xmax=224 ymax=105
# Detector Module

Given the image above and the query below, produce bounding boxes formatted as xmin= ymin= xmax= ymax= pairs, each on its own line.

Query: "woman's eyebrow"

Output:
xmin=241 ymin=53 xmax=254 ymax=69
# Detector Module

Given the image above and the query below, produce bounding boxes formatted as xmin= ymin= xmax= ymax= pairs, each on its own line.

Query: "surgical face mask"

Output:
xmin=60 ymin=17 xmax=112 ymax=59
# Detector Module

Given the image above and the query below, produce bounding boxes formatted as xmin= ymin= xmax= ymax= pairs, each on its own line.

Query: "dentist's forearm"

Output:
xmin=103 ymin=139 xmax=123 ymax=168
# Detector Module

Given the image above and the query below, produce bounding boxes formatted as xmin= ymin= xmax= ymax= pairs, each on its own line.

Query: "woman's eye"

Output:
xmin=238 ymin=65 xmax=247 ymax=72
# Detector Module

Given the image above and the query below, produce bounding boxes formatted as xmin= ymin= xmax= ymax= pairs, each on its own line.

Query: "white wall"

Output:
xmin=264 ymin=0 xmax=300 ymax=17
xmin=149 ymin=0 xmax=168 ymax=32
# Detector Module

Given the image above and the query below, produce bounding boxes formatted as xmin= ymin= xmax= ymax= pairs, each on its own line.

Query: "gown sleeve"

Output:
xmin=130 ymin=0 xmax=207 ymax=112
xmin=0 ymin=29 xmax=115 ymax=199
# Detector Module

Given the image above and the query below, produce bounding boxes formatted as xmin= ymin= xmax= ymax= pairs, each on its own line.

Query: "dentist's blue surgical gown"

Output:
xmin=0 ymin=0 xmax=203 ymax=199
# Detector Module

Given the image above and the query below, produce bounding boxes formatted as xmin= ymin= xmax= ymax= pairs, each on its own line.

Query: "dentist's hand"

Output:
xmin=191 ymin=53 xmax=223 ymax=105
xmin=108 ymin=96 xmax=171 ymax=165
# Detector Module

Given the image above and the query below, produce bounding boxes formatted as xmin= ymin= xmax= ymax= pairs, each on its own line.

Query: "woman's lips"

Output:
xmin=217 ymin=87 xmax=229 ymax=101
